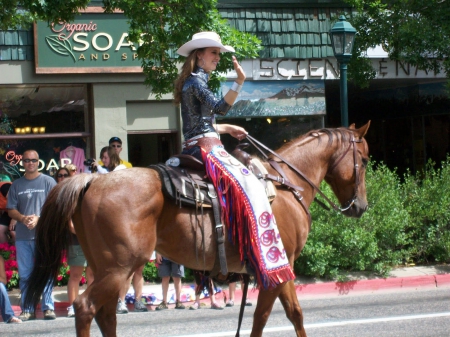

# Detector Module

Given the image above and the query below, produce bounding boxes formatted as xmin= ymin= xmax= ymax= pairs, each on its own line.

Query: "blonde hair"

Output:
xmin=174 ymin=49 xmax=204 ymax=105
xmin=64 ymin=163 xmax=77 ymax=172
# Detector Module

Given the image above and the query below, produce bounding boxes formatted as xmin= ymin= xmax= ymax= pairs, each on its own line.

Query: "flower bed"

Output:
xmin=0 ymin=243 xmax=87 ymax=289
xmin=0 ymin=242 xmax=19 ymax=289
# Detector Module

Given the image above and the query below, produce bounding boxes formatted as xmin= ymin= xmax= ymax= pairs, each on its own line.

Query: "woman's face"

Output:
xmin=197 ymin=47 xmax=221 ymax=73
xmin=101 ymin=152 xmax=110 ymax=167
xmin=56 ymin=170 xmax=69 ymax=183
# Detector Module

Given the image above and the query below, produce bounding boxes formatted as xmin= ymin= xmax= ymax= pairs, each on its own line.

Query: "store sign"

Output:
xmin=246 ymin=58 xmax=446 ymax=81
xmin=5 ymin=151 xmax=74 ymax=172
xmin=35 ymin=13 xmax=142 ymax=74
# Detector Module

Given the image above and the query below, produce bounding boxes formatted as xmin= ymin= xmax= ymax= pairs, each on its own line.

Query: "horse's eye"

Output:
xmin=361 ymin=158 xmax=368 ymax=168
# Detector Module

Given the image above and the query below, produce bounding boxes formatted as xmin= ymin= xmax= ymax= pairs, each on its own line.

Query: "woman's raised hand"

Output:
xmin=232 ymin=56 xmax=246 ymax=84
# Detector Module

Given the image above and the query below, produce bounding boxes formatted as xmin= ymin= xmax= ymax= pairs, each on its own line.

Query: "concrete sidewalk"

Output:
xmin=6 ymin=264 xmax=450 ymax=319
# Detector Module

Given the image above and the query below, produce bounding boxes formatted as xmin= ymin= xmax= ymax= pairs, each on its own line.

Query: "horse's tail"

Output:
xmin=23 ymin=173 xmax=97 ymax=311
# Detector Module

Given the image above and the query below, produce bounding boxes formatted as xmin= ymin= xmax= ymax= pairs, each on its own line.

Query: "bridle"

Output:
xmin=246 ymin=132 xmax=363 ymax=217
xmin=326 ymin=134 xmax=363 ymax=212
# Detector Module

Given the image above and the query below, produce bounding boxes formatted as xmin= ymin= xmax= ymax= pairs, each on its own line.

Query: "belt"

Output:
xmin=183 ymin=137 xmax=223 ymax=153
xmin=182 ymin=132 xmax=220 ymax=150
xmin=186 ymin=132 xmax=220 ymax=142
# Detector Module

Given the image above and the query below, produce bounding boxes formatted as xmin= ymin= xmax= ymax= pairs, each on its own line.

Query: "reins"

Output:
xmin=246 ymin=133 xmax=362 ymax=214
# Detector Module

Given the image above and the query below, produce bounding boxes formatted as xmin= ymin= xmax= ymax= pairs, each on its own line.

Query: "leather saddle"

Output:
xmin=150 ymin=144 xmax=276 ymax=209
xmin=150 ymin=155 xmax=214 ymax=208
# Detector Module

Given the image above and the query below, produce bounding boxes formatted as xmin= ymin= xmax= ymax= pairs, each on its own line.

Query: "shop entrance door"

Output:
xmin=127 ymin=132 xmax=178 ymax=167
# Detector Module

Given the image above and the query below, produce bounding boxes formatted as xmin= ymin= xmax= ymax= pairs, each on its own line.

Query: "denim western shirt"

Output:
xmin=181 ymin=67 xmax=231 ymax=140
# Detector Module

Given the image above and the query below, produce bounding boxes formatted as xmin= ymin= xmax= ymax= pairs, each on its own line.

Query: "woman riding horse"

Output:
xmin=23 ymin=121 xmax=370 ymax=337
xmin=175 ymin=31 xmax=295 ymax=289
xmin=22 ymin=31 xmax=371 ymax=337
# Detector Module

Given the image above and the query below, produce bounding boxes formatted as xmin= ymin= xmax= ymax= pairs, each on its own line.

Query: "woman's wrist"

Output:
xmin=230 ymin=81 xmax=243 ymax=93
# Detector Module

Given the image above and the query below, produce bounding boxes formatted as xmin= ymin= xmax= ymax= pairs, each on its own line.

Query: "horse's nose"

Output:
xmin=364 ymin=204 xmax=369 ymax=212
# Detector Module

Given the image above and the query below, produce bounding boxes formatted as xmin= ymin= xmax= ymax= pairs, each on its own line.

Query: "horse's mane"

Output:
xmin=269 ymin=127 xmax=352 ymax=159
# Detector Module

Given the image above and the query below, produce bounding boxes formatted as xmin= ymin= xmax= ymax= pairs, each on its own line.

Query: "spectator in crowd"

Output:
xmin=154 ymin=253 xmax=185 ymax=310
xmin=98 ymin=137 xmax=132 ymax=168
xmin=190 ymin=271 xmax=222 ymax=310
xmin=64 ymin=164 xmax=78 ymax=177
xmin=116 ymin=265 xmax=147 ymax=314
xmin=0 ymin=175 xmax=12 ymax=243
xmin=92 ymin=146 xmax=126 ymax=174
xmin=54 ymin=167 xmax=94 ymax=318
xmin=7 ymin=150 xmax=57 ymax=321
xmin=226 ymin=274 xmax=252 ymax=307
xmin=0 ymin=255 xmax=22 ymax=323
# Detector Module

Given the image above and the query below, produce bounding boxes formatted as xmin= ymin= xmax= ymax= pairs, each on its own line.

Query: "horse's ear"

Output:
xmin=354 ymin=120 xmax=371 ymax=138
xmin=349 ymin=123 xmax=356 ymax=129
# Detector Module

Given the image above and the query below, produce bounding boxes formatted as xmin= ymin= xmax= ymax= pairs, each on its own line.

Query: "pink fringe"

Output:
xmin=202 ymin=148 xmax=295 ymax=289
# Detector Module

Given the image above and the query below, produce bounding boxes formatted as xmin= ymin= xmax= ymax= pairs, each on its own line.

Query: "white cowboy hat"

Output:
xmin=176 ymin=31 xmax=235 ymax=57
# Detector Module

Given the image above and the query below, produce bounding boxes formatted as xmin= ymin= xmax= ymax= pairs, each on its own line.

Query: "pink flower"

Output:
xmin=66 ymin=270 xmax=71 ymax=276
xmin=80 ymin=276 xmax=86 ymax=284
xmin=57 ymin=275 xmax=63 ymax=281
xmin=4 ymin=260 xmax=17 ymax=270
xmin=61 ymin=250 xmax=67 ymax=263
xmin=5 ymin=270 xmax=12 ymax=281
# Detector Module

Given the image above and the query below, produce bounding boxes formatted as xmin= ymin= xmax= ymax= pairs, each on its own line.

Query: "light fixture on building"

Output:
xmin=267 ymin=118 xmax=272 ymax=124
xmin=329 ymin=15 xmax=356 ymax=127
xmin=16 ymin=126 xmax=46 ymax=134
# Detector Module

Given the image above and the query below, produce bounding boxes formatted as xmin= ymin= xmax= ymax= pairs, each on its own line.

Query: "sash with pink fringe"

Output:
xmin=202 ymin=145 xmax=295 ymax=289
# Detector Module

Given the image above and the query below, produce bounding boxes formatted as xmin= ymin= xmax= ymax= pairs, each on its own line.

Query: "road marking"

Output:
xmin=168 ymin=312 xmax=450 ymax=337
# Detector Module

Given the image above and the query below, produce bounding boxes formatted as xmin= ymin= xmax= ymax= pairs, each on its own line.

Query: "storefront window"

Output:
xmin=0 ymin=84 xmax=90 ymax=180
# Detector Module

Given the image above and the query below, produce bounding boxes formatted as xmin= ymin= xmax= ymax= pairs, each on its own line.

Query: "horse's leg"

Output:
xmin=73 ymin=288 xmax=95 ymax=337
xmin=250 ymin=283 xmax=285 ymax=337
xmin=278 ymin=280 xmax=307 ymax=337
xmin=73 ymin=273 xmax=126 ymax=337
xmin=94 ymin=297 xmax=119 ymax=337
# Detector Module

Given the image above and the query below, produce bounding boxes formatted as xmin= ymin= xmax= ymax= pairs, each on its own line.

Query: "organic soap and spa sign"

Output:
xmin=34 ymin=13 xmax=142 ymax=74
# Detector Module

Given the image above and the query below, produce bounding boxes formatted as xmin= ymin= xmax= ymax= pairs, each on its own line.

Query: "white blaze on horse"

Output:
xmin=24 ymin=122 xmax=370 ymax=337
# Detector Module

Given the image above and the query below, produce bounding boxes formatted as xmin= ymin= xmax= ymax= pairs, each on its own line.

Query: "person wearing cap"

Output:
xmin=98 ymin=137 xmax=132 ymax=168
xmin=174 ymin=32 xmax=295 ymax=289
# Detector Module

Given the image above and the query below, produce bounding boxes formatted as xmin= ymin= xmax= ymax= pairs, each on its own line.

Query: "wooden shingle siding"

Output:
xmin=219 ymin=6 xmax=352 ymax=59
xmin=0 ymin=29 xmax=33 ymax=61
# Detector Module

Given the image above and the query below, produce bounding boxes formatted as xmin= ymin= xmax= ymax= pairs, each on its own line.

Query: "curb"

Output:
xmin=294 ymin=273 xmax=450 ymax=298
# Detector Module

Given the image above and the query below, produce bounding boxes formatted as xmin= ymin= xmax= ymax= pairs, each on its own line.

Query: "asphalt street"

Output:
xmin=1 ymin=287 xmax=449 ymax=336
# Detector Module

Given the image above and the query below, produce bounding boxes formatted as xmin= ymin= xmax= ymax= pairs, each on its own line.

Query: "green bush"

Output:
xmin=295 ymin=159 xmax=450 ymax=280
xmin=142 ymin=261 xmax=159 ymax=282
xmin=402 ymin=159 xmax=450 ymax=264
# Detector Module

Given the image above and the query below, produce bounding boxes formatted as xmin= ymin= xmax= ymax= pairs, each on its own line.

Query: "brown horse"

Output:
xmin=24 ymin=122 xmax=370 ymax=337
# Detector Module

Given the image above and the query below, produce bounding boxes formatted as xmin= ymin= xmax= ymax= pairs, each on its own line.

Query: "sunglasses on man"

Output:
xmin=23 ymin=159 xmax=39 ymax=163
xmin=57 ymin=174 xmax=69 ymax=178
xmin=111 ymin=144 xmax=121 ymax=148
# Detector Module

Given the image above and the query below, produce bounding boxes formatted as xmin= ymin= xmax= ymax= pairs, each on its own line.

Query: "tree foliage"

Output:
xmin=344 ymin=0 xmax=450 ymax=87
xmin=0 ymin=0 xmax=261 ymax=98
